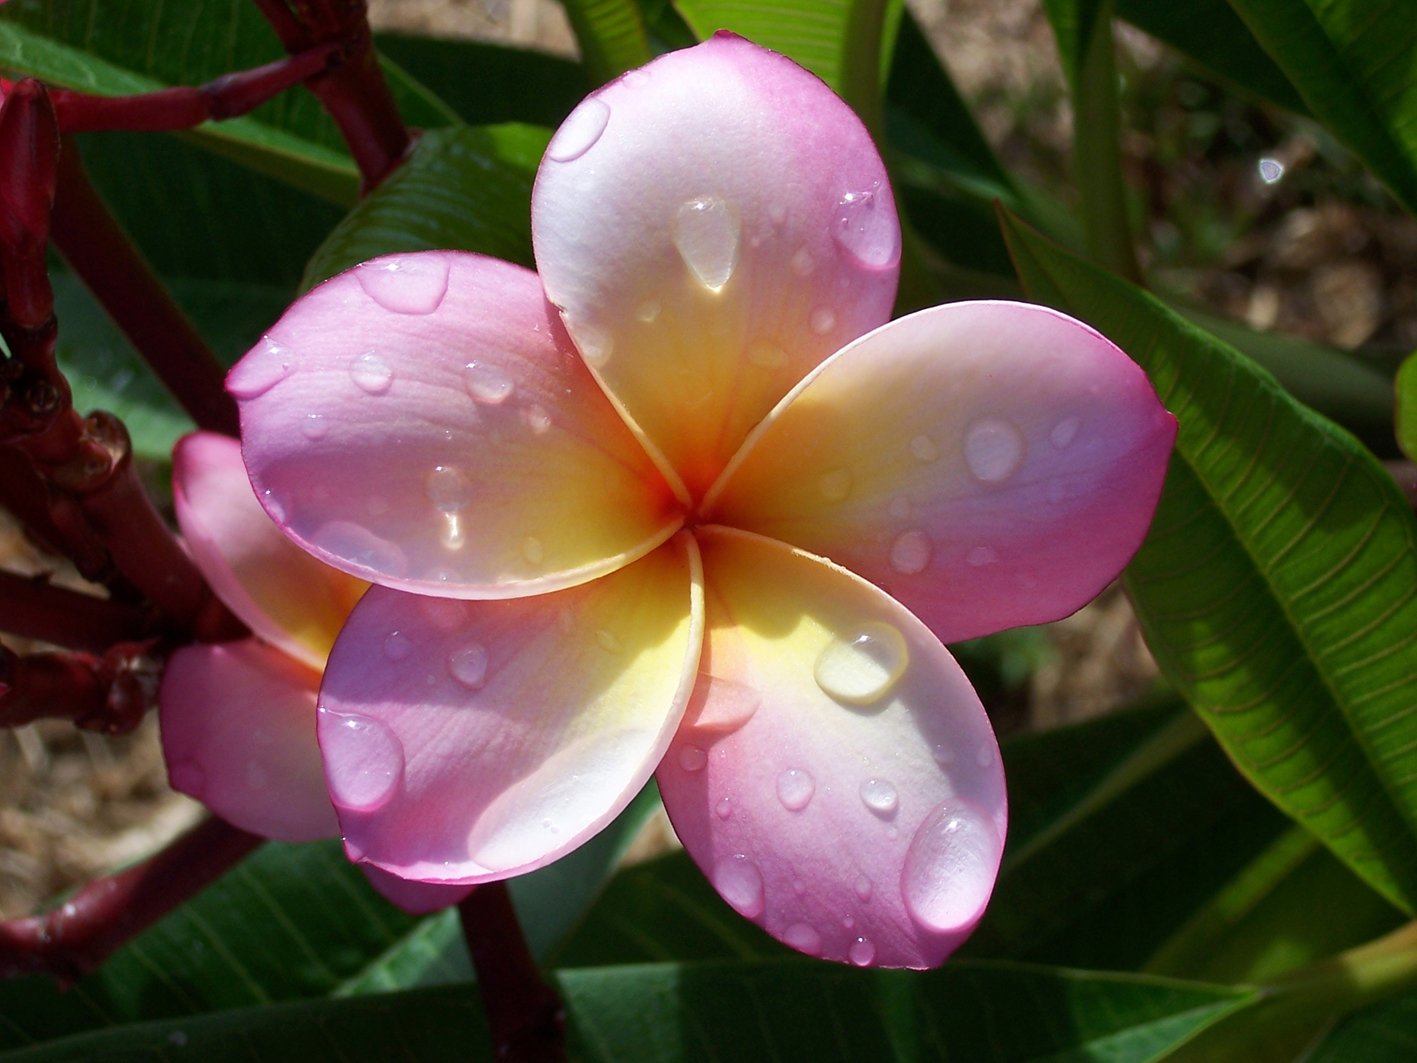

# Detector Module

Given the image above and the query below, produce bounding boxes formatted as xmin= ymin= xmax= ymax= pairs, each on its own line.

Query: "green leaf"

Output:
xmin=560 ymin=0 xmax=653 ymax=85
xmin=1002 ymin=210 xmax=1417 ymax=914
xmin=1221 ymin=0 xmax=1417 ymax=216
xmin=1398 ymin=354 xmax=1417 ymax=462
xmin=1311 ymin=990 xmax=1417 ymax=1062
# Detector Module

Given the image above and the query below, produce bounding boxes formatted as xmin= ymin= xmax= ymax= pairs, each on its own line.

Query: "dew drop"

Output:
xmin=576 ymin=323 xmax=613 ymax=367
xmin=1050 ymin=416 xmax=1080 ymax=449
xmin=448 ymin=644 xmax=490 ymax=689
xmin=349 ymin=351 xmax=394 ymax=394
xmin=547 ymin=98 xmax=610 ymax=162
xmin=595 ymin=628 xmax=622 ymax=654
xmin=523 ymin=404 xmax=552 ymax=434
xmin=1258 ymin=156 xmax=1285 ymax=184
xmin=966 ymin=545 xmax=997 ymax=568
xmin=849 ymin=936 xmax=877 ymax=966
xmin=522 ymin=536 xmax=544 ymax=565
xmin=748 ymin=338 xmax=789 ymax=369
xmin=859 ymin=777 xmax=899 ymax=816
xmin=784 ymin=923 xmax=823 ymax=955
xmin=813 ymin=621 xmax=909 ymax=705
xmin=635 ymin=299 xmax=661 ymax=323
xmin=383 ymin=631 xmax=411 ymax=661
xmin=713 ymin=854 xmax=765 ymax=917
xmin=889 ymin=529 xmax=931 ymax=575
xmin=833 ymin=183 xmax=900 ymax=269
xmin=910 ymin=433 xmax=939 ymax=463
xmin=933 ymin=744 xmax=956 ymax=766
xmin=425 ymin=464 xmax=473 ymax=512
xmin=227 ymin=339 xmax=290 ymax=398
xmin=842 ymin=915 xmax=855 ymax=930
xmin=679 ymin=745 xmax=708 ymax=772
xmin=692 ymin=674 xmax=761 ymax=732
xmin=463 ymin=362 xmax=514 ymax=405
xmin=976 ymin=744 xmax=996 ymax=768
xmin=355 ymin=257 xmax=449 ymax=315
xmin=818 ymin=467 xmax=853 ymax=502
xmin=300 ymin=412 xmax=329 ymax=440
xmin=715 ymin=796 xmax=733 ymax=820
xmin=900 ymin=800 xmax=1002 ymax=933
xmin=323 ymin=712 xmax=405 ymax=812
xmin=964 ymin=418 xmax=1026 ymax=482
xmin=854 ymin=874 xmax=874 ymax=902
xmin=441 ymin=512 xmax=465 ymax=550
xmin=776 ymin=767 xmax=815 ymax=811
xmin=790 ymin=247 xmax=815 ymax=276
xmin=809 ymin=306 xmax=837 ymax=334
xmin=672 ymin=195 xmax=740 ymax=292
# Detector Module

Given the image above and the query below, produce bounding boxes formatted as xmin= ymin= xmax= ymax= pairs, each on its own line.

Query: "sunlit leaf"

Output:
xmin=561 ymin=0 xmax=653 ymax=84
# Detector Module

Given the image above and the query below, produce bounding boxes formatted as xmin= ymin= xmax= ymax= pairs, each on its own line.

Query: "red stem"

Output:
xmin=0 ymin=568 xmax=151 ymax=651
xmin=0 ymin=639 xmax=157 ymax=734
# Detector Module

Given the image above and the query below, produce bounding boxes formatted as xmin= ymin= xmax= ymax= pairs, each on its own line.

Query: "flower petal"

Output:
xmin=658 ymin=526 xmax=1005 ymax=969
xmin=359 ymin=866 xmax=473 ymax=915
xmin=318 ymin=536 xmax=703 ymax=883
xmin=533 ymin=33 xmax=899 ymax=498
xmin=232 ymin=251 xmax=681 ymax=598
xmin=159 ymin=639 xmax=337 ymax=842
xmin=174 ymin=432 xmax=365 ymax=670
xmin=706 ymin=302 xmax=1178 ymax=643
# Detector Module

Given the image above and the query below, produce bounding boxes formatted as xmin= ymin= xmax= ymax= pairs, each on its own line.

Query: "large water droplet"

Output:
xmin=834 ymin=182 xmax=900 ymax=269
xmin=679 ymin=745 xmax=707 ymax=772
xmin=463 ymin=362 xmax=514 ymax=405
xmin=323 ymin=712 xmax=405 ymax=811
xmin=672 ymin=196 xmax=740 ymax=292
xmin=425 ymin=464 xmax=473 ymax=512
xmin=313 ymin=522 xmax=406 ymax=578
xmin=355 ymin=257 xmax=449 ymax=315
xmin=776 ymin=768 xmax=815 ymax=811
xmin=818 ymin=468 xmax=852 ymax=502
xmin=227 ymin=338 xmax=290 ymax=398
xmin=349 ymin=351 xmax=394 ymax=395
xmin=849 ymin=936 xmax=877 ymax=966
xmin=712 ymin=854 xmax=765 ymax=917
xmin=449 ymin=644 xmax=489 ymax=689
xmin=814 ymin=621 xmax=909 ymax=705
xmin=964 ymin=418 xmax=1026 ymax=482
xmin=1050 ymin=416 xmax=1080 ymax=449
xmin=546 ymin=98 xmax=610 ymax=162
xmin=889 ymin=529 xmax=931 ymax=575
xmin=900 ymin=800 xmax=1003 ymax=933
xmin=383 ymin=631 xmax=411 ymax=661
xmin=810 ymin=307 xmax=837 ymax=335
xmin=783 ymin=923 xmax=823 ymax=955
xmin=859 ymin=777 xmax=899 ymax=816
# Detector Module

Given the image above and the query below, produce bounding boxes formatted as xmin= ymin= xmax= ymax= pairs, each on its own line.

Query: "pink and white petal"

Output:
xmin=174 ymin=432 xmax=365 ymax=670
xmin=159 ymin=639 xmax=337 ymax=842
xmin=318 ymin=536 xmax=703 ymax=883
xmin=360 ymin=866 xmax=473 ymax=914
xmin=706 ymin=301 xmax=1178 ymax=644
xmin=232 ymin=252 xmax=681 ymax=599
xmin=533 ymin=33 xmax=899 ymax=498
xmin=659 ymin=527 xmax=1005 ymax=969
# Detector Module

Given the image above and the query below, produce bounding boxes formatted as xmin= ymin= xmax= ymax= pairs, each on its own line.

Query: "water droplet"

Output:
xmin=425 ymin=465 xmax=473 ymax=512
xmin=842 ymin=915 xmax=855 ymax=930
xmin=383 ymin=631 xmax=411 ymax=661
xmin=1050 ymin=416 xmax=1080 ymax=448
xmin=966 ymin=545 xmax=997 ymax=568
xmin=449 ymin=644 xmax=489 ymax=689
xmin=1258 ymin=157 xmax=1284 ymax=184
xmin=547 ymin=98 xmax=610 ymax=162
xmin=889 ymin=495 xmax=911 ymax=520
xmin=635 ymin=299 xmax=661 ymax=323
xmin=679 ymin=746 xmax=707 ymax=772
xmin=976 ymin=744 xmax=996 ymax=768
xmin=790 ymin=247 xmax=815 ymax=276
xmin=524 ymin=404 xmax=552 ymax=434
xmin=349 ymin=351 xmax=394 ymax=394
xmin=910 ymin=433 xmax=939 ymax=463
xmin=860 ymin=778 xmax=899 ymax=816
xmin=715 ymin=796 xmax=733 ymax=820
xmin=301 ymin=412 xmax=329 ymax=440
xmin=748 ymin=338 xmax=788 ymax=369
xmin=168 ymin=761 xmax=206 ymax=795
xmin=713 ymin=854 xmax=765 ymax=917
xmin=595 ymin=628 xmax=622 ymax=653
xmin=784 ymin=923 xmax=823 ymax=955
xmin=227 ymin=339 xmax=290 ymax=398
xmin=854 ymin=874 xmax=874 ymax=901
xmin=576 ymin=323 xmax=613 ymax=367
xmin=901 ymin=800 xmax=1002 ymax=933
xmin=964 ymin=418 xmax=1026 ymax=482
xmin=889 ymin=530 xmax=931 ymax=575
xmin=692 ymin=674 xmax=761 ymax=732
xmin=522 ymin=536 xmax=544 ymax=565
xmin=814 ymin=621 xmax=910 ymax=705
xmin=672 ymin=195 xmax=740 ymax=292
xmin=323 ymin=712 xmax=405 ymax=811
xmin=260 ymin=488 xmax=286 ymax=523
xmin=849 ymin=936 xmax=877 ymax=966
xmin=834 ymin=182 xmax=900 ymax=268
xmin=818 ymin=468 xmax=852 ymax=502
xmin=355 ymin=257 xmax=449 ymax=315
xmin=776 ymin=768 xmax=815 ymax=811
xmin=933 ymin=744 xmax=956 ymax=766
xmin=441 ymin=512 xmax=465 ymax=550
xmin=463 ymin=362 xmax=514 ymax=405
xmin=809 ymin=307 xmax=837 ymax=334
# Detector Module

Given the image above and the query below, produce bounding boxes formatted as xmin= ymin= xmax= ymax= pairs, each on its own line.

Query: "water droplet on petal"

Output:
xmin=441 ymin=512 xmax=465 ymax=550
xmin=425 ymin=464 xmax=473 ymax=512
xmin=672 ymin=195 xmax=740 ymax=292
xmin=595 ymin=628 xmax=621 ymax=654
xmin=818 ymin=468 xmax=852 ymax=502
xmin=692 ymin=675 xmax=761 ymax=732
xmin=349 ymin=351 xmax=394 ymax=394
xmin=679 ymin=746 xmax=708 ymax=772
xmin=814 ymin=621 xmax=909 ymax=705
xmin=323 ymin=712 xmax=405 ymax=811
xmin=776 ymin=768 xmax=815 ymax=811
xmin=715 ymin=796 xmax=733 ymax=820
xmin=842 ymin=915 xmax=855 ymax=930
xmin=834 ymin=183 xmax=900 ymax=269
xmin=849 ymin=936 xmax=877 ymax=966
xmin=792 ymin=878 xmax=807 ymax=897
xmin=635 ymin=299 xmax=661 ymax=323
xmin=901 ymin=800 xmax=1003 ymax=933
xmin=575 ymin=323 xmax=613 ymax=367
xmin=355 ymin=257 xmax=449 ymax=315
xmin=383 ymin=631 xmax=411 ymax=661
xmin=889 ymin=529 xmax=931 ymax=575
xmin=1258 ymin=157 xmax=1285 ymax=184
xmin=910 ymin=434 xmax=939 ymax=463
xmin=964 ymin=418 xmax=1026 ymax=482
xmin=524 ymin=404 xmax=552 ymax=434
xmin=313 ymin=522 xmax=406 ymax=577
xmin=449 ymin=644 xmax=489 ymax=689
xmin=522 ymin=536 xmax=544 ymax=565
xmin=1050 ymin=416 xmax=1080 ymax=449
xmin=300 ymin=412 xmax=328 ymax=440
xmin=748 ymin=338 xmax=788 ymax=369
xmin=784 ymin=923 xmax=823 ymax=955
xmin=854 ymin=874 xmax=874 ymax=901
xmin=860 ymin=777 xmax=899 ymax=816
xmin=966 ymin=545 xmax=997 ymax=568
xmin=228 ymin=339 xmax=290 ymax=398
xmin=976 ymin=744 xmax=996 ymax=768
xmin=790 ymin=247 xmax=815 ymax=276
xmin=463 ymin=362 xmax=514 ymax=405
xmin=713 ymin=854 xmax=765 ymax=917
xmin=547 ymin=98 xmax=610 ymax=162
xmin=810 ymin=307 xmax=837 ymax=334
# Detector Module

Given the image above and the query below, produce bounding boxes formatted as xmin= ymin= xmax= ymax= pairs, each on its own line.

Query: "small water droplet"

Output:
xmin=425 ymin=465 xmax=473 ymax=512
xmin=834 ymin=182 xmax=900 ymax=269
xmin=901 ymin=800 xmax=1002 ymax=933
xmin=859 ymin=777 xmax=900 ymax=816
xmin=933 ymin=744 xmax=956 ymax=766
xmin=595 ymin=628 xmax=622 ymax=653
xmin=576 ymin=323 xmax=613 ymax=367
xmin=818 ymin=468 xmax=852 ymax=502
xmin=355 ymin=257 xmax=449 ymax=315
xmin=790 ymin=247 xmax=815 ymax=276
xmin=168 ymin=761 xmax=206 ymax=795
xmin=383 ymin=631 xmax=411 ymax=661
xmin=523 ymin=404 xmax=552 ymax=434
xmin=522 ymin=536 xmax=544 ymax=565
xmin=260 ymin=488 xmax=286 ymax=523
xmin=966 ymin=545 xmax=997 ymax=568
xmin=809 ymin=307 xmax=837 ymax=334
xmin=776 ymin=768 xmax=815 ymax=811
xmin=301 ymin=412 xmax=329 ymax=440
xmin=910 ymin=434 xmax=939 ymax=463
xmin=547 ymin=97 xmax=610 ymax=162
xmin=692 ymin=675 xmax=761 ymax=732
xmin=635 ymin=299 xmax=661 ymax=323
xmin=323 ymin=712 xmax=405 ymax=811
xmin=854 ymin=874 xmax=874 ymax=901
xmin=713 ymin=854 xmax=764 ymax=917
xmin=748 ymin=338 xmax=788 ymax=369
xmin=792 ymin=878 xmax=807 ymax=897
xmin=889 ymin=495 xmax=911 ymax=520
xmin=1050 ymin=416 xmax=1080 ymax=449
xmin=679 ymin=746 xmax=708 ymax=772
xmin=889 ymin=529 xmax=931 ymax=575
xmin=849 ymin=936 xmax=877 ymax=966
xmin=449 ymin=644 xmax=489 ymax=689
xmin=349 ymin=351 xmax=394 ymax=394
xmin=673 ymin=195 xmax=740 ymax=291
xmin=463 ymin=361 xmax=514 ymax=404
xmin=228 ymin=338 xmax=290 ymax=398
xmin=976 ymin=744 xmax=996 ymax=768
xmin=964 ymin=418 xmax=1026 ymax=482
xmin=784 ymin=923 xmax=823 ymax=955
xmin=842 ymin=915 xmax=855 ymax=930
xmin=814 ymin=621 xmax=910 ymax=705
xmin=715 ymin=796 xmax=733 ymax=820
xmin=1258 ymin=157 xmax=1285 ymax=184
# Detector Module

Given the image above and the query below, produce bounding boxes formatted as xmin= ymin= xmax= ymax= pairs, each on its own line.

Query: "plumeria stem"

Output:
xmin=458 ymin=884 xmax=567 ymax=1063
xmin=0 ymin=817 xmax=263 ymax=983
xmin=0 ymin=641 xmax=158 ymax=734
xmin=0 ymin=568 xmax=151 ymax=651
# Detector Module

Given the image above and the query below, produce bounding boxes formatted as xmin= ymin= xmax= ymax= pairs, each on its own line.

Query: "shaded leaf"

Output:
xmin=561 ymin=0 xmax=653 ymax=85
xmin=1398 ymin=354 xmax=1417 ymax=463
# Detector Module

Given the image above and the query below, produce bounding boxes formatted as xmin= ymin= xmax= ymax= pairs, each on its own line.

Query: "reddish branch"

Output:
xmin=0 ymin=641 xmax=157 ymax=734
xmin=0 ymin=568 xmax=150 ymax=651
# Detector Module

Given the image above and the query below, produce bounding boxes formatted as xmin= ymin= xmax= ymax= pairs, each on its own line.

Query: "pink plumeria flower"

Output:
xmin=159 ymin=431 xmax=470 ymax=913
xmin=229 ymin=35 xmax=1175 ymax=967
